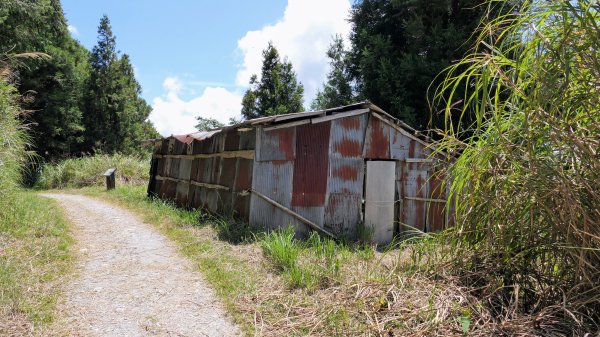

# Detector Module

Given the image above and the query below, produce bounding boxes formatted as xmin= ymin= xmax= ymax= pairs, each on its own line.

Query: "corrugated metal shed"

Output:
xmin=147 ymin=101 xmax=451 ymax=244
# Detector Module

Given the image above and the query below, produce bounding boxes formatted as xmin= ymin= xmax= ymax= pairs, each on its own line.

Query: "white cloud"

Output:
xmin=149 ymin=77 xmax=242 ymax=136
xmin=236 ymin=0 xmax=352 ymax=106
xmin=67 ymin=24 xmax=79 ymax=36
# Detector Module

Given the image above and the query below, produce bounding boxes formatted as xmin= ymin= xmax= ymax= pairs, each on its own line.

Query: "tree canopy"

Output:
xmin=311 ymin=35 xmax=355 ymax=110
xmin=241 ymin=42 xmax=304 ymax=119
xmin=345 ymin=0 xmax=490 ymax=129
xmin=84 ymin=15 xmax=157 ymax=154
xmin=0 ymin=2 xmax=158 ymax=161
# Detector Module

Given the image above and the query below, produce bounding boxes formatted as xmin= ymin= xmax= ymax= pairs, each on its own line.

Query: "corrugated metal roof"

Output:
xmin=163 ymin=101 xmax=428 ymax=145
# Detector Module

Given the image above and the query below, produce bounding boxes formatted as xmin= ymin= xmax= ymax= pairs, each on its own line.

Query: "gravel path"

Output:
xmin=42 ymin=193 xmax=241 ymax=337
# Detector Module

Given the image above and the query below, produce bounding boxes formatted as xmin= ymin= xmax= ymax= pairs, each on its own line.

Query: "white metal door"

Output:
xmin=364 ymin=161 xmax=396 ymax=244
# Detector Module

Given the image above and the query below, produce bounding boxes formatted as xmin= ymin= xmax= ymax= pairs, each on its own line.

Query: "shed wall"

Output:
xmin=148 ymin=128 xmax=255 ymax=220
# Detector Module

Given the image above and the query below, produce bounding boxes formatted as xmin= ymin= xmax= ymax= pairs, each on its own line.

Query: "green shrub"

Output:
xmin=431 ymin=0 xmax=600 ymax=332
xmin=36 ymin=153 xmax=150 ymax=189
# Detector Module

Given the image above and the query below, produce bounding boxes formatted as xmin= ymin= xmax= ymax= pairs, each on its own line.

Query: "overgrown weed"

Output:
xmin=35 ymin=153 xmax=150 ymax=189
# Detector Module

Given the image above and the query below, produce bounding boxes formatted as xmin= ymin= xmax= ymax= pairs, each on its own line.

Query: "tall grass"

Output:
xmin=431 ymin=0 xmax=600 ymax=332
xmin=0 ymin=55 xmax=73 ymax=334
xmin=36 ymin=153 xmax=150 ymax=189
xmin=0 ymin=72 xmax=29 ymax=192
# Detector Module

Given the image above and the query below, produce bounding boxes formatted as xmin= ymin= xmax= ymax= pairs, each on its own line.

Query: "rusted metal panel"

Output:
xmin=290 ymin=206 xmax=325 ymax=228
xmin=234 ymin=158 xmax=253 ymax=191
xmin=238 ymin=129 xmax=256 ymax=150
xmin=401 ymin=164 xmax=429 ymax=231
xmin=178 ymin=159 xmax=192 ymax=181
xmin=205 ymin=189 xmax=219 ymax=213
xmin=327 ymin=158 xmax=364 ymax=194
xmin=232 ymin=194 xmax=250 ymax=220
xmin=154 ymin=180 xmax=163 ymax=197
xmin=164 ymin=157 xmax=172 ymax=178
xmin=257 ymin=127 xmax=295 ymax=161
xmin=162 ymin=180 xmax=177 ymax=201
xmin=175 ymin=181 xmax=190 ymax=207
xmin=216 ymin=189 xmax=233 ymax=215
xmin=252 ymin=160 xmax=294 ymax=207
xmin=324 ymin=193 xmax=361 ymax=237
xmin=169 ymin=158 xmax=181 ymax=178
xmin=212 ymin=157 xmax=223 ymax=184
xmin=330 ymin=114 xmax=368 ymax=158
xmin=219 ymin=158 xmax=237 ymax=188
xmin=160 ymin=139 xmax=169 ymax=155
xmin=427 ymin=172 xmax=446 ymax=232
xmin=249 ymin=195 xmax=309 ymax=236
xmin=364 ymin=115 xmax=391 ymax=159
xmin=291 ymin=122 xmax=331 ymax=207
xmin=224 ymin=129 xmax=241 ymax=151
xmin=156 ymin=157 xmax=166 ymax=177
xmin=390 ymin=131 xmax=413 ymax=160
xmin=172 ymin=139 xmax=187 ymax=155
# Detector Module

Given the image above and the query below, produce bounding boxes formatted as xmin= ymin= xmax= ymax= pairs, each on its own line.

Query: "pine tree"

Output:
xmin=241 ymin=42 xmax=304 ymax=119
xmin=311 ymin=35 xmax=355 ymax=110
xmin=84 ymin=15 xmax=158 ymax=154
xmin=348 ymin=0 xmax=493 ymax=129
xmin=0 ymin=0 xmax=88 ymax=159
xmin=195 ymin=116 xmax=224 ymax=131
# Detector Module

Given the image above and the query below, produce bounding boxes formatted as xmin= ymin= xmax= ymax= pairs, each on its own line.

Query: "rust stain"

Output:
xmin=234 ymin=158 xmax=252 ymax=191
xmin=334 ymin=139 xmax=362 ymax=157
xmin=219 ymin=158 xmax=236 ymax=188
xmin=340 ymin=116 xmax=361 ymax=130
xmin=291 ymin=122 xmax=331 ymax=207
xmin=365 ymin=117 xmax=390 ymax=159
xmin=333 ymin=165 xmax=359 ymax=181
xmin=415 ymin=173 xmax=425 ymax=231
xmin=266 ymin=128 xmax=295 ymax=160
xmin=270 ymin=159 xmax=290 ymax=166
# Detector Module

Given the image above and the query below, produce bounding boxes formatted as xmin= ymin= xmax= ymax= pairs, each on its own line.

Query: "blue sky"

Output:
xmin=62 ymin=0 xmax=352 ymax=136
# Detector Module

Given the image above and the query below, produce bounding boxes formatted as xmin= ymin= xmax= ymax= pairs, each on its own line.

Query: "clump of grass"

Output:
xmin=0 ymin=191 xmax=73 ymax=335
xmin=91 ymin=185 xmax=549 ymax=335
xmin=430 ymin=0 xmax=600 ymax=332
xmin=0 ymin=70 xmax=30 ymax=192
xmin=36 ymin=153 xmax=150 ymax=189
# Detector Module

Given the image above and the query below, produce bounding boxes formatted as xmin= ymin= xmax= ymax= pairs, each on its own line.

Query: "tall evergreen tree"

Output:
xmin=84 ymin=15 xmax=158 ymax=154
xmin=241 ymin=42 xmax=304 ymax=119
xmin=0 ymin=0 xmax=88 ymax=159
xmin=348 ymin=0 xmax=492 ymax=129
xmin=195 ymin=116 xmax=224 ymax=131
xmin=311 ymin=35 xmax=355 ymax=110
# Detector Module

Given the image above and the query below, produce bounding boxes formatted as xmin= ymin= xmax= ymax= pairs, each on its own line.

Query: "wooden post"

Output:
xmin=103 ymin=168 xmax=116 ymax=190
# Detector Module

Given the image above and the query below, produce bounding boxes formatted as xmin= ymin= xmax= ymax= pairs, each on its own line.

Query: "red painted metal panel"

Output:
xmin=219 ymin=158 xmax=237 ymax=188
xmin=291 ymin=122 xmax=331 ymax=207
xmin=364 ymin=116 xmax=390 ymax=159
xmin=234 ymin=158 xmax=253 ymax=191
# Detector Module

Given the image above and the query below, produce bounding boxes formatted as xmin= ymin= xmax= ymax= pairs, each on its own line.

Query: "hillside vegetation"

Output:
xmin=36 ymin=154 xmax=150 ymax=189
xmin=0 ymin=57 xmax=73 ymax=335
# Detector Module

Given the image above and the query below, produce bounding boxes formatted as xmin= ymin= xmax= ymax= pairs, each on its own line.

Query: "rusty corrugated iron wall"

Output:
xmin=148 ymin=102 xmax=451 ymax=243
xmin=148 ymin=127 xmax=255 ymax=220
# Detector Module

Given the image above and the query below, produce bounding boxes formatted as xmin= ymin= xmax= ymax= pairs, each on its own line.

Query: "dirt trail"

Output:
xmin=42 ymin=193 xmax=241 ymax=337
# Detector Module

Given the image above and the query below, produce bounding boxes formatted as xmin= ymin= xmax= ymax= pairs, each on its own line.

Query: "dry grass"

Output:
xmin=0 ymin=191 xmax=73 ymax=336
xmin=74 ymin=185 xmax=562 ymax=336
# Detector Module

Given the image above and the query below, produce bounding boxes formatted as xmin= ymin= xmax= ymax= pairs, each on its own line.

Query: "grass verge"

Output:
xmin=72 ymin=185 xmax=501 ymax=336
xmin=35 ymin=154 xmax=150 ymax=189
xmin=0 ymin=190 xmax=73 ymax=336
